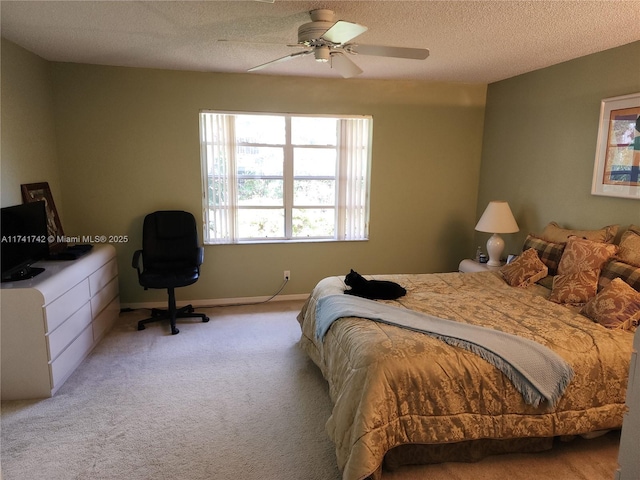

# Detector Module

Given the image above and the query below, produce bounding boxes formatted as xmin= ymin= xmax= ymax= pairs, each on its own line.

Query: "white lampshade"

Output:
xmin=475 ymin=201 xmax=519 ymax=266
xmin=475 ymin=201 xmax=519 ymax=234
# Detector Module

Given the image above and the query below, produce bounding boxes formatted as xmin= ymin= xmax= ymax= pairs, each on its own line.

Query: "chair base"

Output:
xmin=137 ymin=305 xmax=209 ymax=335
xmin=137 ymin=287 xmax=209 ymax=335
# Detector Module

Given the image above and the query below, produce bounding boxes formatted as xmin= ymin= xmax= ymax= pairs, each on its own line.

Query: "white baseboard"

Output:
xmin=121 ymin=293 xmax=309 ymax=310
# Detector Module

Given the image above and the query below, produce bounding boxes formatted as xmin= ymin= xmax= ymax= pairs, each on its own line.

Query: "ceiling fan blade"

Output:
xmin=350 ymin=44 xmax=430 ymax=60
xmin=219 ymin=39 xmax=306 ymax=49
xmin=321 ymin=20 xmax=368 ymax=44
xmin=248 ymin=50 xmax=312 ymax=72
xmin=330 ymin=53 xmax=363 ymax=78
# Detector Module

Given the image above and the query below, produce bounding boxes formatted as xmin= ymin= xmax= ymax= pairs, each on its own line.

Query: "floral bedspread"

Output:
xmin=297 ymin=271 xmax=634 ymax=480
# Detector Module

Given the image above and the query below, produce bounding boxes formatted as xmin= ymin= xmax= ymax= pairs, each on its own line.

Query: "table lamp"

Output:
xmin=475 ymin=201 xmax=519 ymax=266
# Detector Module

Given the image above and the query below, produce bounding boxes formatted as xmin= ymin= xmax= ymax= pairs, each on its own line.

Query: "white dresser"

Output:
xmin=1 ymin=244 xmax=120 ymax=400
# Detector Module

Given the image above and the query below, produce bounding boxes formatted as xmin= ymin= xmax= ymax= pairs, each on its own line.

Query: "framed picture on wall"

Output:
xmin=21 ymin=182 xmax=67 ymax=253
xmin=591 ymin=92 xmax=640 ymax=199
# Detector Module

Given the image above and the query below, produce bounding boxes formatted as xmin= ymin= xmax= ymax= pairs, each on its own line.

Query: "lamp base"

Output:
xmin=486 ymin=233 xmax=505 ymax=267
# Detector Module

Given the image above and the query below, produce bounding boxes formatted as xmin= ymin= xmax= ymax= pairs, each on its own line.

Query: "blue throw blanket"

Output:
xmin=315 ymin=295 xmax=574 ymax=408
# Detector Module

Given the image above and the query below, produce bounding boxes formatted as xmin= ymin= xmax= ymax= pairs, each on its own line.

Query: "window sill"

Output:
xmin=204 ymin=238 xmax=369 ymax=246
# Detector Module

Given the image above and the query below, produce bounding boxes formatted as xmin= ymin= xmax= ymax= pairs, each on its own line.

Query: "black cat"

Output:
xmin=344 ymin=269 xmax=407 ymax=300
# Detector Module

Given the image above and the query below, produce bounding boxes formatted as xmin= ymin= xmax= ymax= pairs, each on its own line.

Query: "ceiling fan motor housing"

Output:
xmin=298 ymin=21 xmax=334 ymax=43
xmin=298 ymin=9 xmax=335 ymax=43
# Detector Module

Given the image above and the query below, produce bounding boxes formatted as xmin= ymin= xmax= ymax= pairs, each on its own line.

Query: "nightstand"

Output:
xmin=458 ymin=259 xmax=504 ymax=273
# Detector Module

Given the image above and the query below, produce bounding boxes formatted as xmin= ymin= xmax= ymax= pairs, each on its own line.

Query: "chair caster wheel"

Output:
xmin=203 ymin=316 xmax=210 ymax=323
xmin=171 ymin=327 xmax=180 ymax=335
xmin=138 ymin=324 xmax=146 ymax=331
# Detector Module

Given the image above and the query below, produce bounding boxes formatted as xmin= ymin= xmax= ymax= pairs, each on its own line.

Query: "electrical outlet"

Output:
xmin=284 ymin=270 xmax=290 ymax=281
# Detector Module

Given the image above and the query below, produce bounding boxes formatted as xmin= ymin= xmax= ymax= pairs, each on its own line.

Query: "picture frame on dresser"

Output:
xmin=21 ymin=181 xmax=66 ymax=253
xmin=591 ymin=92 xmax=640 ymax=200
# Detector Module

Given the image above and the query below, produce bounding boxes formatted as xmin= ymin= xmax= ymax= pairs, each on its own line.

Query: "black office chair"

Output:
xmin=132 ymin=210 xmax=209 ymax=335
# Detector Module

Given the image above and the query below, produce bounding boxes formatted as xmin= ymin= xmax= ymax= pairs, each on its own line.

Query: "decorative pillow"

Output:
xmin=581 ymin=278 xmax=640 ymax=330
xmin=541 ymin=222 xmax=618 ymax=244
xmin=599 ymin=259 xmax=640 ymax=292
xmin=556 ymin=237 xmax=618 ymax=275
xmin=549 ymin=269 xmax=600 ymax=305
xmin=617 ymin=227 xmax=640 ymax=266
xmin=500 ymin=248 xmax=548 ymax=287
xmin=522 ymin=234 xmax=565 ymax=275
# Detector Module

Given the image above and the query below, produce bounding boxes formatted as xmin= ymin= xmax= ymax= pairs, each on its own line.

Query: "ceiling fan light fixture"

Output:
xmin=314 ymin=46 xmax=330 ymax=63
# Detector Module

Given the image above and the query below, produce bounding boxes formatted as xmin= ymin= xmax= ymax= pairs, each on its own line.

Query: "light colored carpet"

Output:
xmin=1 ymin=300 xmax=621 ymax=480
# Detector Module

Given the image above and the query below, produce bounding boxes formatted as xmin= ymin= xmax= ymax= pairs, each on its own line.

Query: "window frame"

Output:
xmin=199 ymin=110 xmax=372 ymax=245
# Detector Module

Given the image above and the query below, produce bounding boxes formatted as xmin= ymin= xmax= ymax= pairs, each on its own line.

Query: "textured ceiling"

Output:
xmin=2 ymin=1 xmax=639 ymax=83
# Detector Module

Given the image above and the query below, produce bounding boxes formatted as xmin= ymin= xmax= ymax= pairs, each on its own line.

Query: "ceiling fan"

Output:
xmin=245 ymin=9 xmax=430 ymax=78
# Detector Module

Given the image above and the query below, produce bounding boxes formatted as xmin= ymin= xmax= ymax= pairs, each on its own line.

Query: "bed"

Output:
xmin=297 ymin=223 xmax=640 ymax=480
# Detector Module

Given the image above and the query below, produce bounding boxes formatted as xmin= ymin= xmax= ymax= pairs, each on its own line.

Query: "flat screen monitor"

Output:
xmin=1 ymin=201 xmax=49 ymax=282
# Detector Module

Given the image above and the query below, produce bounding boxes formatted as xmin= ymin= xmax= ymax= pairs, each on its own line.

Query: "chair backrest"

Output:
xmin=142 ymin=211 xmax=200 ymax=270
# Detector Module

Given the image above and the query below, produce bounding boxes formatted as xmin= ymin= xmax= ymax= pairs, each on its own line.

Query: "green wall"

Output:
xmin=477 ymin=41 xmax=640 ymax=256
xmin=0 ymin=39 xmax=63 ymax=211
xmin=50 ymin=65 xmax=486 ymax=304
xmin=4 ymin=51 xmax=484 ymax=304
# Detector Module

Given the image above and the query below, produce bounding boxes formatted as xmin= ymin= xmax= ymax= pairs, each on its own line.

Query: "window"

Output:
xmin=199 ymin=111 xmax=371 ymax=244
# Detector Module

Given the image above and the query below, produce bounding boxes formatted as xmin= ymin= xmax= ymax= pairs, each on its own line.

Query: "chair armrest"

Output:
xmin=132 ymin=250 xmax=143 ymax=272
xmin=197 ymin=247 xmax=204 ymax=267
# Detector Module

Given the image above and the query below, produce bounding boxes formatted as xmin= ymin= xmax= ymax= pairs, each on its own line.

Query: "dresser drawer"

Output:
xmin=50 ymin=325 xmax=93 ymax=390
xmin=47 ymin=302 xmax=92 ymax=361
xmin=91 ymin=277 xmax=119 ymax=317
xmin=89 ymin=258 xmax=118 ymax=296
xmin=44 ymin=280 xmax=91 ymax=333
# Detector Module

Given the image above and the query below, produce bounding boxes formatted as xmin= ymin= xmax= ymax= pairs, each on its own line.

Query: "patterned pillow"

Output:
xmin=549 ymin=269 xmax=600 ymax=305
xmin=617 ymin=227 xmax=640 ymax=266
xmin=541 ymin=222 xmax=618 ymax=244
xmin=500 ymin=248 xmax=548 ymax=287
xmin=557 ymin=237 xmax=618 ymax=275
xmin=599 ymin=259 xmax=640 ymax=292
xmin=522 ymin=234 xmax=565 ymax=275
xmin=581 ymin=278 xmax=640 ymax=330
